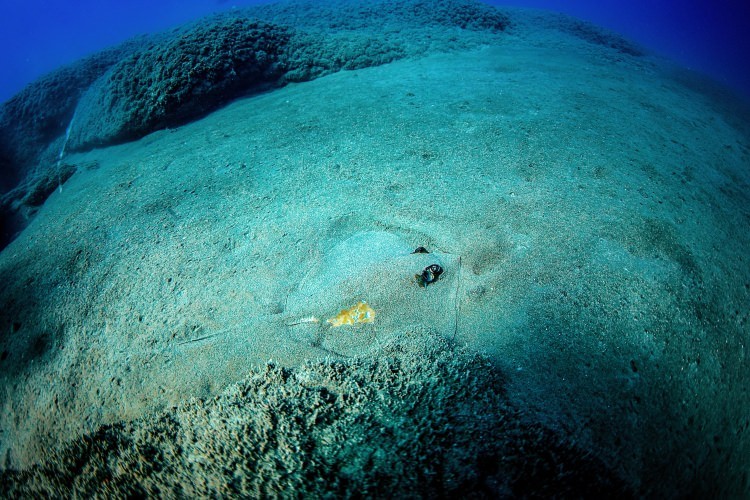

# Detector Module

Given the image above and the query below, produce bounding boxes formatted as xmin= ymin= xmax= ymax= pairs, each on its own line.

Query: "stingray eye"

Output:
xmin=416 ymin=263 xmax=444 ymax=286
xmin=427 ymin=264 xmax=444 ymax=278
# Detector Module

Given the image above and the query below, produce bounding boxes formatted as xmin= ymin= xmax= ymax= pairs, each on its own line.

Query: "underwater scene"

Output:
xmin=0 ymin=0 xmax=749 ymax=497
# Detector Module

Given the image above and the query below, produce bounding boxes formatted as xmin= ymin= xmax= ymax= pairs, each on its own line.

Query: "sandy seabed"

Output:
xmin=1 ymin=7 xmax=749 ymax=497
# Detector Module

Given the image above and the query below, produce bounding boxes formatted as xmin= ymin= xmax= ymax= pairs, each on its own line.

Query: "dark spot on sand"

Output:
xmin=29 ymin=334 xmax=50 ymax=358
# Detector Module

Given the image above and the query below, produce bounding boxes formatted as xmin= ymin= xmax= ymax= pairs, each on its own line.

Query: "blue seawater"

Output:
xmin=484 ymin=0 xmax=750 ymax=101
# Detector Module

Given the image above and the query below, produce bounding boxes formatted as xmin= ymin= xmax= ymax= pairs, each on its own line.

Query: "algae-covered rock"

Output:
xmin=69 ymin=18 xmax=292 ymax=151
xmin=0 ymin=333 xmax=630 ymax=497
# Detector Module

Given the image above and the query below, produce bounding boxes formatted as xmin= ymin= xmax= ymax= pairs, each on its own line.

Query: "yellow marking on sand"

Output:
xmin=327 ymin=301 xmax=376 ymax=327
